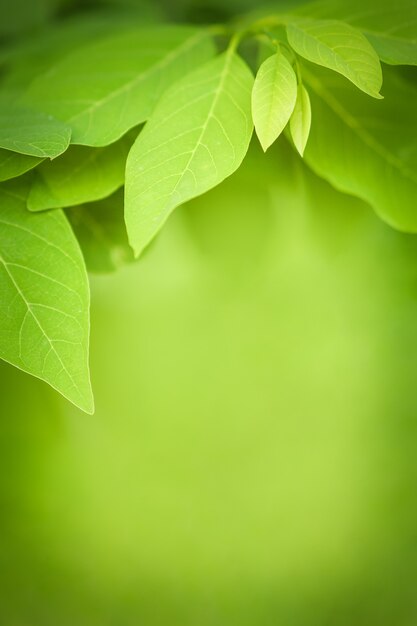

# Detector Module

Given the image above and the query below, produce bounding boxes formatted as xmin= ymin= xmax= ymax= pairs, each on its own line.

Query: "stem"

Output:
xmin=228 ymin=31 xmax=244 ymax=53
xmin=249 ymin=13 xmax=291 ymax=33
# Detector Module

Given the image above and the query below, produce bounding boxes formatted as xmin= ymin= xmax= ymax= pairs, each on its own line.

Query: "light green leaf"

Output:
xmin=0 ymin=180 xmax=93 ymax=413
xmin=296 ymin=0 xmax=417 ymax=66
xmin=0 ymin=104 xmax=71 ymax=158
xmin=24 ymin=26 xmax=216 ymax=147
xmin=286 ymin=18 xmax=383 ymax=98
xmin=66 ymin=190 xmax=134 ymax=274
xmin=252 ymin=51 xmax=297 ymax=151
xmin=0 ymin=148 xmax=43 ymax=182
xmin=302 ymin=65 xmax=417 ymax=232
xmin=28 ymin=132 xmax=135 ymax=211
xmin=290 ymin=83 xmax=312 ymax=156
xmin=125 ymin=50 xmax=254 ymax=257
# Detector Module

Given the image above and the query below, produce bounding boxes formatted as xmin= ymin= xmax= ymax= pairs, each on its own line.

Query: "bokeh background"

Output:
xmin=1 ymin=1 xmax=417 ymax=625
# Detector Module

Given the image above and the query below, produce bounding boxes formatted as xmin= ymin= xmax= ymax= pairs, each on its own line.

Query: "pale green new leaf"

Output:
xmin=125 ymin=50 xmax=254 ymax=257
xmin=286 ymin=18 xmax=383 ymax=98
xmin=252 ymin=51 xmax=297 ymax=151
xmin=28 ymin=132 xmax=135 ymax=211
xmin=66 ymin=190 xmax=134 ymax=274
xmin=0 ymin=104 xmax=71 ymax=158
xmin=24 ymin=26 xmax=216 ymax=147
xmin=302 ymin=65 xmax=417 ymax=232
xmin=0 ymin=180 xmax=93 ymax=413
xmin=290 ymin=83 xmax=312 ymax=156
xmin=0 ymin=148 xmax=43 ymax=182
xmin=297 ymin=0 xmax=417 ymax=66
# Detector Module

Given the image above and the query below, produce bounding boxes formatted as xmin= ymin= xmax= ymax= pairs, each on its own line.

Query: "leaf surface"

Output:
xmin=0 ymin=148 xmax=43 ymax=182
xmin=28 ymin=132 xmax=135 ymax=211
xmin=252 ymin=51 xmax=297 ymax=151
xmin=287 ymin=18 xmax=383 ymax=98
xmin=125 ymin=50 xmax=254 ymax=257
xmin=24 ymin=26 xmax=216 ymax=146
xmin=290 ymin=83 xmax=312 ymax=156
xmin=0 ymin=104 xmax=71 ymax=158
xmin=302 ymin=65 xmax=417 ymax=232
xmin=0 ymin=180 xmax=93 ymax=413
xmin=298 ymin=0 xmax=417 ymax=66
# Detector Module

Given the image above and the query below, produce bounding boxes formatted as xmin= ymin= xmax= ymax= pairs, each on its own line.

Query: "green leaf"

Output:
xmin=125 ymin=50 xmax=254 ymax=257
xmin=302 ymin=65 xmax=417 ymax=232
xmin=0 ymin=180 xmax=93 ymax=413
xmin=0 ymin=149 xmax=43 ymax=182
xmin=289 ymin=83 xmax=312 ymax=156
xmin=297 ymin=0 xmax=417 ymax=66
xmin=252 ymin=51 xmax=297 ymax=151
xmin=286 ymin=18 xmax=383 ymax=98
xmin=0 ymin=104 xmax=71 ymax=158
xmin=24 ymin=26 xmax=216 ymax=147
xmin=0 ymin=14 xmax=143 ymax=91
xmin=66 ymin=190 xmax=134 ymax=274
xmin=28 ymin=132 xmax=135 ymax=211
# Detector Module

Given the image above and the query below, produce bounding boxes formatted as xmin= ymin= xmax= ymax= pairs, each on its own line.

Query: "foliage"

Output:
xmin=0 ymin=0 xmax=416 ymax=412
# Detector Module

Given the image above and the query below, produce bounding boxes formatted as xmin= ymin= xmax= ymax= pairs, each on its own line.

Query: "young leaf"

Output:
xmin=125 ymin=50 xmax=254 ymax=257
xmin=252 ymin=51 xmax=297 ymax=151
xmin=0 ymin=104 xmax=71 ymax=158
xmin=0 ymin=148 xmax=43 ymax=182
xmin=66 ymin=190 xmax=134 ymax=274
xmin=302 ymin=65 xmax=417 ymax=232
xmin=24 ymin=26 xmax=216 ymax=147
xmin=286 ymin=18 xmax=383 ymax=98
xmin=28 ymin=132 xmax=135 ymax=211
xmin=290 ymin=83 xmax=312 ymax=156
xmin=0 ymin=180 xmax=94 ymax=413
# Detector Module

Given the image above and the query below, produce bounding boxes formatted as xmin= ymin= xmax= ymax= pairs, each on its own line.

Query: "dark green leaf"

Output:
xmin=24 ymin=26 xmax=216 ymax=147
xmin=0 ymin=149 xmax=43 ymax=182
xmin=302 ymin=65 xmax=417 ymax=231
xmin=0 ymin=104 xmax=71 ymax=158
xmin=66 ymin=190 xmax=134 ymax=274
xmin=28 ymin=132 xmax=135 ymax=211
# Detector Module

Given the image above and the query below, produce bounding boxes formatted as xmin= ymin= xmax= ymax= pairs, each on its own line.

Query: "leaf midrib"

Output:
xmin=68 ymin=31 xmax=208 ymax=126
xmin=160 ymin=50 xmax=236 ymax=215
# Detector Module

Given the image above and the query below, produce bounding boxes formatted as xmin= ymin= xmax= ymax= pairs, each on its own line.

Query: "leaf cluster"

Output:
xmin=0 ymin=0 xmax=416 ymax=412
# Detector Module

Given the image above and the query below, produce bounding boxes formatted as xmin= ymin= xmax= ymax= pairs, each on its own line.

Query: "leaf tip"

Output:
xmin=257 ymin=133 xmax=272 ymax=152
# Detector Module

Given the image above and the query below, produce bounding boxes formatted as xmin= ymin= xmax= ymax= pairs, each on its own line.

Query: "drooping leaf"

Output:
xmin=289 ymin=83 xmax=312 ymax=156
xmin=0 ymin=148 xmax=43 ymax=182
xmin=0 ymin=14 xmax=144 ymax=91
xmin=0 ymin=180 xmax=93 ymax=413
xmin=286 ymin=18 xmax=383 ymax=98
xmin=302 ymin=64 xmax=417 ymax=232
xmin=0 ymin=0 xmax=59 ymax=38
xmin=66 ymin=190 xmax=134 ymax=274
xmin=0 ymin=104 xmax=71 ymax=158
xmin=24 ymin=26 xmax=216 ymax=147
xmin=125 ymin=50 xmax=254 ymax=257
xmin=252 ymin=51 xmax=297 ymax=151
xmin=297 ymin=0 xmax=417 ymax=66
xmin=28 ymin=131 xmax=135 ymax=211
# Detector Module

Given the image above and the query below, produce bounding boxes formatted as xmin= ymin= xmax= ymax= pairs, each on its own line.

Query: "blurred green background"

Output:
xmin=2 ymin=0 xmax=417 ymax=624
xmin=2 ymin=140 xmax=417 ymax=625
